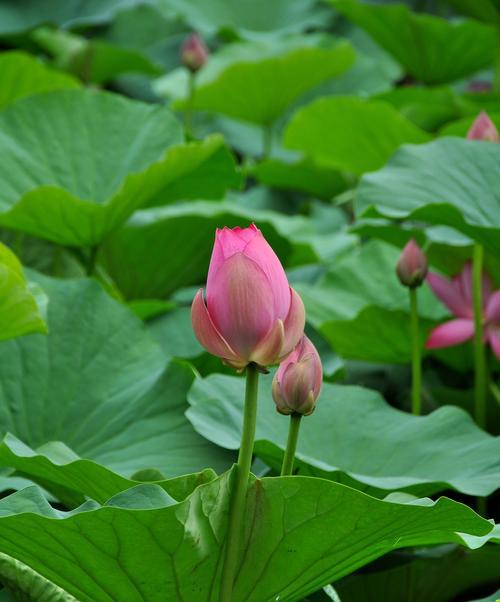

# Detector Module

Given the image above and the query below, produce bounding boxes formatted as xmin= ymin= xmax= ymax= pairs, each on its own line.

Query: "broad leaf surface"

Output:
xmin=284 ymin=96 xmax=430 ymax=175
xmin=173 ymin=36 xmax=356 ymax=124
xmin=356 ymin=138 xmax=500 ymax=256
xmin=332 ymin=0 xmax=496 ymax=84
xmin=0 ymin=51 xmax=79 ymax=110
xmin=0 ymin=472 xmax=490 ymax=601
xmin=0 ymin=243 xmax=47 ymax=341
xmin=0 ymin=91 xmax=238 ymax=245
xmin=0 ymin=272 xmax=232 ymax=477
xmin=188 ymin=374 xmax=500 ymax=496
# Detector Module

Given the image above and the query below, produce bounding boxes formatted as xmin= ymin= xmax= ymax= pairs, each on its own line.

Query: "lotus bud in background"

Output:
xmin=396 ymin=239 xmax=428 ymax=288
xmin=467 ymin=111 xmax=499 ymax=142
xmin=181 ymin=33 xmax=208 ymax=72
xmin=272 ymin=336 xmax=322 ymax=416
xmin=191 ymin=225 xmax=305 ymax=370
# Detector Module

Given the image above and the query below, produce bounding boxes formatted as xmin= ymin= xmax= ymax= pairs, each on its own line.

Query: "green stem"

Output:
xmin=219 ymin=364 xmax=259 ymax=602
xmin=472 ymin=244 xmax=487 ymax=429
xmin=184 ymin=72 xmax=195 ymax=138
xmin=262 ymin=123 xmax=273 ymax=158
xmin=409 ymin=287 xmax=422 ymax=415
xmin=494 ymin=24 xmax=500 ymax=94
xmin=281 ymin=413 xmax=302 ymax=476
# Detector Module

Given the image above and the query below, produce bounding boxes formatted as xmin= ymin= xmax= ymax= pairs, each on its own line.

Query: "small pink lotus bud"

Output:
xmin=396 ymin=240 xmax=428 ymax=288
xmin=191 ymin=225 xmax=305 ymax=370
xmin=272 ymin=336 xmax=322 ymax=416
xmin=181 ymin=34 xmax=208 ymax=72
xmin=466 ymin=111 xmax=499 ymax=142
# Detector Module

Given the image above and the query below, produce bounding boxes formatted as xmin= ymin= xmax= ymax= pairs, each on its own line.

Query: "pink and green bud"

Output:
xmin=272 ymin=336 xmax=322 ymax=416
xmin=467 ymin=111 xmax=499 ymax=142
xmin=396 ymin=239 xmax=428 ymax=288
xmin=181 ymin=34 xmax=208 ymax=72
xmin=191 ymin=225 xmax=305 ymax=370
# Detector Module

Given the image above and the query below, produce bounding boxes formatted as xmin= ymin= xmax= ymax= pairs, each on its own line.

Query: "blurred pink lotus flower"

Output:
xmin=181 ymin=33 xmax=208 ymax=72
xmin=467 ymin=111 xmax=499 ymax=142
xmin=396 ymin=239 xmax=428 ymax=288
xmin=272 ymin=335 xmax=322 ymax=416
xmin=192 ymin=225 xmax=305 ymax=370
xmin=425 ymin=262 xmax=500 ymax=360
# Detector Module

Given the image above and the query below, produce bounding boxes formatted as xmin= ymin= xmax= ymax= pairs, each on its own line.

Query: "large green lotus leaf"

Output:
xmin=331 ymin=0 xmax=496 ymax=84
xmin=99 ymin=201 xmax=320 ymax=299
xmin=0 ymin=471 xmax=490 ymax=602
xmin=0 ymin=243 xmax=47 ymax=341
xmin=0 ymin=89 xmax=181 ymax=245
xmin=0 ymin=0 xmax=144 ymax=35
xmin=188 ymin=373 xmax=500 ymax=497
xmin=333 ymin=544 xmax=500 ymax=602
xmin=173 ymin=36 xmax=356 ymax=125
xmin=356 ymin=138 xmax=500 ymax=256
xmin=0 ymin=51 xmax=79 ymax=111
xmin=0 ymin=432 xmax=217 ymax=506
xmin=442 ymin=0 xmax=498 ymax=23
xmin=0 ymin=271 xmax=232 ymax=478
xmin=0 ymin=91 xmax=238 ymax=245
xmin=163 ymin=0 xmax=330 ymax=39
xmin=295 ymin=240 xmax=446 ymax=363
xmin=469 ymin=591 xmax=500 ymax=602
xmin=284 ymin=96 xmax=430 ymax=175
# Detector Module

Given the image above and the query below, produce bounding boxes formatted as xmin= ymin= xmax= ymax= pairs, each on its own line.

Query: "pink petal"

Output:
xmin=486 ymin=290 xmax=500 ymax=323
xmin=280 ymin=288 xmax=306 ymax=358
xmin=487 ymin=328 xmax=500 ymax=360
xmin=206 ymin=252 xmax=275 ymax=359
xmin=242 ymin=229 xmax=290 ymax=319
xmin=427 ymin=272 xmax=471 ymax=319
xmin=191 ymin=289 xmax=243 ymax=365
xmin=457 ymin=262 xmax=492 ymax=308
xmin=206 ymin=225 xmax=260 ymax=293
xmin=425 ymin=319 xmax=475 ymax=349
xmin=251 ymin=319 xmax=285 ymax=367
xmin=467 ymin=111 xmax=500 ymax=142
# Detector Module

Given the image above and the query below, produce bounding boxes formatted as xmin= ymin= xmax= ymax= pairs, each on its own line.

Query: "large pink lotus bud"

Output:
xmin=191 ymin=225 xmax=305 ymax=370
xmin=181 ymin=34 xmax=208 ymax=72
xmin=467 ymin=111 xmax=499 ymax=142
xmin=272 ymin=336 xmax=322 ymax=416
xmin=396 ymin=239 xmax=428 ymax=288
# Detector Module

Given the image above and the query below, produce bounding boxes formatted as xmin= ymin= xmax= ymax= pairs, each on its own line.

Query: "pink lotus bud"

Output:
xmin=272 ymin=336 xmax=322 ymax=416
xmin=181 ymin=34 xmax=208 ymax=72
xmin=396 ymin=239 xmax=428 ymax=288
xmin=467 ymin=111 xmax=499 ymax=142
xmin=191 ymin=225 xmax=305 ymax=370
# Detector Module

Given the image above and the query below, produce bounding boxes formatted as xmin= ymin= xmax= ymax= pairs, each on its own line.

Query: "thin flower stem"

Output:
xmin=219 ymin=363 xmax=259 ymax=602
xmin=262 ymin=123 xmax=273 ymax=158
xmin=494 ymin=25 xmax=500 ymax=94
xmin=472 ymin=243 xmax=487 ymax=429
xmin=409 ymin=287 xmax=422 ymax=415
xmin=281 ymin=413 xmax=302 ymax=476
xmin=184 ymin=72 xmax=195 ymax=138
